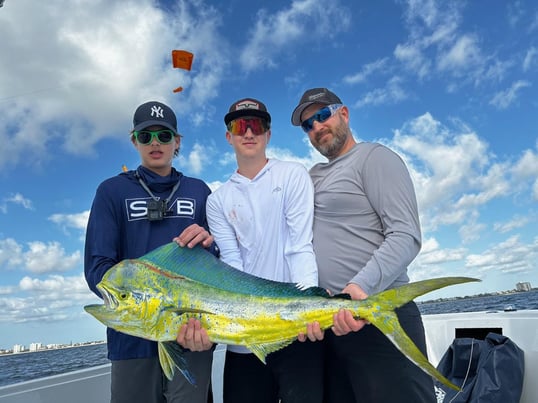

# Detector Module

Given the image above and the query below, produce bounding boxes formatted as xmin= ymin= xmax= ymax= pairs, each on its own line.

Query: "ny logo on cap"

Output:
xmin=150 ymin=105 xmax=165 ymax=118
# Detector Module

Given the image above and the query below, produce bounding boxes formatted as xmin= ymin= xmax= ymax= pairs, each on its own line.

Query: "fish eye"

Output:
xmin=119 ymin=293 xmax=128 ymax=299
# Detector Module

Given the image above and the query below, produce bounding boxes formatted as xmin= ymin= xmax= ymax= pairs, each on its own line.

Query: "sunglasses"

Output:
xmin=300 ymin=104 xmax=343 ymax=133
xmin=133 ymin=129 xmax=176 ymax=145
xmin=227 ymin=117 xmax=270 ymax=136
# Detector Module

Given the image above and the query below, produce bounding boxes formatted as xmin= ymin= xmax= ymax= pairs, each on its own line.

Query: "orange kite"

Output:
xmin=172 ymin=50 xmax=194 ymax=93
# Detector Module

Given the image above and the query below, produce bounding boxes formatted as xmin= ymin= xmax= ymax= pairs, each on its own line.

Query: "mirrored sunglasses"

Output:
xmin=133 ymin=129 xmax=175 ymax=145
xmin=301 ymin=104 xmax=343 ymax=133
xmin=227 ymin=117 xmax=270 ymax=136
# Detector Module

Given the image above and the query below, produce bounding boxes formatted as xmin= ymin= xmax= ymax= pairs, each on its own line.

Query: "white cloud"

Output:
xmin=343 ymin=58 xmax=389 ymax=85
xmin=523 ymin=46 xmax=537 ymax=71
xmin=464 ymin=235 xmax=537 ymax=275
xmin=0 ymin=193 xmax=33 ymax=213
xmin=178 ymin=142 xmax=218 ymax=176
xmin=437 ymin=34 xmax=481 ymax=73
xmin=49 ymin=211 xmax=90 ymax=231
xmin=0 ymin=238 xmax=80 ymax=274
xmin=494 ymin=215 xmax=531 ymax=233
xmin=239 ymin=0 xmax=351 ymax=72
xmin=353 ymin=76 xmax=408 ymax=108
xmin=489 ymin=80 xmax=532 ymax=109
xmin=0 ymin=0 xmax=227 ymax=169
xmin=0 ymin=273 xmax=98 ymax=323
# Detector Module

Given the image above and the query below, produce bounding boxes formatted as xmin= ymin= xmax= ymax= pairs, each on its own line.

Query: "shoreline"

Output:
xmin=418 ymin=288 xmax=538 ymax=304
xmin=0 ymin=341 xmax=106 ymax=357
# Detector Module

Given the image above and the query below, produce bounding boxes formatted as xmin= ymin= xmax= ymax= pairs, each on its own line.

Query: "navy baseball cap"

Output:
xmin=133 ymin=101 xmax=178 ymax=133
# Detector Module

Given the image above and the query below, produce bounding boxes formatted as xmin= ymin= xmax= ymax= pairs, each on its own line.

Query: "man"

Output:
xmin=291 ymin=88 xmax=435 ymax=402
xmin=85 ymin=100 xmax=217 ymax=403
xmin=179 ymin=98 xmax=323 ymax=403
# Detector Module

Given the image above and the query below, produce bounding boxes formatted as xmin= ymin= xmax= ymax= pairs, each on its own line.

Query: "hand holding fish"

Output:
xmin=173 ymin=224 xmax=214 ymax=249
xmin=298 ymin=321 xmax=324 ymax=342
xmin=331 ymin=283 xmax=369 ymax=336
xmin=299 ymin=284 xmax=368 ymax=340
xmin=177 ymin=318 xmax=213 ymax=351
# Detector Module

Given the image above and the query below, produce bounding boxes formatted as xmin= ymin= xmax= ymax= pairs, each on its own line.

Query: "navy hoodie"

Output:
xmin=84 ymin=165 xmax=216 ymax=360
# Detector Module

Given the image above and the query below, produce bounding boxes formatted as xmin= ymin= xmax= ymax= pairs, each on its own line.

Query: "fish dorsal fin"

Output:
xmin=247 ymin=339 xmax=295 ymax=364
xmin=158 ymin=341 xmax=196 ymax=384
xmin=139 ymin=243 xmax=330 ymax=298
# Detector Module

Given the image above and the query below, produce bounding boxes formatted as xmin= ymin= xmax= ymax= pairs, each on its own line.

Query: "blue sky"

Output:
xmin=0 ymin=0 xmax=537 ymax=349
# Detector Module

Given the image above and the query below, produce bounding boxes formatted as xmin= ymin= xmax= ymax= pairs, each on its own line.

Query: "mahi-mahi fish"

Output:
xmin=84 ymin=242 xmax=479 ymax=390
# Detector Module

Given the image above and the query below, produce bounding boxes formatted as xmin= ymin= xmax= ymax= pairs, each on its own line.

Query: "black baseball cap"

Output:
xmin=291 ymin=88 xmax=342 ymax=126
xmin=224 ymin=98 xmax=271 ymax=126
xmin=133 ymin=101 xmax=178 ymax=133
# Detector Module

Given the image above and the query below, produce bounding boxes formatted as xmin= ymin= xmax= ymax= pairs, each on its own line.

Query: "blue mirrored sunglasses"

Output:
xmin=300 ymin=104 xmax=343 ymax=133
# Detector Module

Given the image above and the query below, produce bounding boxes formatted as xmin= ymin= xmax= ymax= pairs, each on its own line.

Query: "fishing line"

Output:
xmin=448 ymin=338 xmax=474 ymax=403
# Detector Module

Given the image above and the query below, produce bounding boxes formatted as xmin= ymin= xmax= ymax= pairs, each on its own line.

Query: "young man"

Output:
xmin=291 ymin=88 xmax=436 ymax=403
xmin=84 ymin=100 xmax=217 ymax=403
xmin=180 ymin=98 xmax=323 ymax=403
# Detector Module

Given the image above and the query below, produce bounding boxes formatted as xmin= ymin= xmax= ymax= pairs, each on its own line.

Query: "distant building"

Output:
xmin=12 ymin=344 xmax=24 ymax=353
xmin=29 ymin=343 xmax=42 ymax=352
xmin=516 ymin=282 xmax=532 ymax=291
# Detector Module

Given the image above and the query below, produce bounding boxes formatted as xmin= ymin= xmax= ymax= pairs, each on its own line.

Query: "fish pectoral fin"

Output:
xmin=247 ymin=339 xmax=295 ymax=364
xmin=158 ymin=341 xmax=196 ymax=385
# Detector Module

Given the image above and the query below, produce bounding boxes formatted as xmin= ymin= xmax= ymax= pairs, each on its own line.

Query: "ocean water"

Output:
xmin=0 ymin=343 xmax=109 ymax=387
xmin=417 ymin=288 xmax=538 ymax=315
xmin=1 ymin=290 xmax=537 ymax=387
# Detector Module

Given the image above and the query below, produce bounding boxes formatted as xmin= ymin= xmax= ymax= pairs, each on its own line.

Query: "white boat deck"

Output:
xmin=1 ymin=309 xmax=536 ymax=403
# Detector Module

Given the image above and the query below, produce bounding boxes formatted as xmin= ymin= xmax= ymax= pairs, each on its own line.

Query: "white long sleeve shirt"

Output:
xmin=207 ymin=158 xmax=318 ymax=285
xmin=206 ymin=159 xmax=318 ymax=353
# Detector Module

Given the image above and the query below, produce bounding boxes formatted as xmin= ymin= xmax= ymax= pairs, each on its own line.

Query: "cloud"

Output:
xmin=464 ymin=235 xmax=537 ymax=275
xmin=494 ymin=215 xmax=531 ymax=233
xmin=416 ymin=237 xmax=467 ymax=265
xmin=353 ymin=76 xmax=408 ymax=108
xmin=49 ymin=211 xmax=90 ymax=231
xmin=437 ymin=34 xmax=482 ymax=73
xmin=343 ymin=58 xmax=389 ymax=85
xmin=388 ymin=112 xmax=537 ymax=241
xmin=523 ymin=46 xmax=538 ymax=71
xmin=238 ymin=0 xmax=351 ymax=72
xmin=0 ymin=0 xmax=227 ymax=170
xmin=0 ymin=238 xmax=80 ymax=274
xmin=178 ymin=142 xmax=217 ymax=176
xmin=489 ymin=80 xmax=532 ymax=109
xmin=0 ymin=273 xmax=98 ymax=323
xmin=0 ymin=193 xmax=33 ymax=213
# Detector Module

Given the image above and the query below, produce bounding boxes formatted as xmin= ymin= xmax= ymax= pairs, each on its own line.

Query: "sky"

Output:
xmin=0 ymin=0 xmax=537 ymax=349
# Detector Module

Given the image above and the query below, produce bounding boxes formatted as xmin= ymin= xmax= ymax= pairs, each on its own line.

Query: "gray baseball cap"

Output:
xmin=291 ymin=88 xmax=342 ymax=126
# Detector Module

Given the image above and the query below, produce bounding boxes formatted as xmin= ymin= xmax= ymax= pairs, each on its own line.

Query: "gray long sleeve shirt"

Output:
xmin=310 ymin=142 xmax=421 ymax=296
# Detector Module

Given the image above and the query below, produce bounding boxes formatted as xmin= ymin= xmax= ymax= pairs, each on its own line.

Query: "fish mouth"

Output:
xmin=97 ymin=284 xmax=118 ymax=309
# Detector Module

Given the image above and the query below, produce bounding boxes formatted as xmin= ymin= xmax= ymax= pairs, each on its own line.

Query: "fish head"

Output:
xmin=84 ymin=259 xmax=170 ymax=340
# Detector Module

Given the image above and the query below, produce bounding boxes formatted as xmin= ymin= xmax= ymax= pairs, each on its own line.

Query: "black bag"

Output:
xmin=434 ymin=332 xmax=524 ymax=402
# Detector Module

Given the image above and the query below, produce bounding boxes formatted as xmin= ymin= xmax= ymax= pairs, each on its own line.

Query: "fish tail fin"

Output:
xmin=370 ymin=277 xmax=480 ymax=310
xmin=358 ymin=277 xmax=480 ymax=391
xmin=158 ymin=341 xmax=196 ymax=385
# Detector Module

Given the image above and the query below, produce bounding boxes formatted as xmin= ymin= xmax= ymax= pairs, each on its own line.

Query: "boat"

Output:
xmin=1 ymin=309 xmax=536 ymax=403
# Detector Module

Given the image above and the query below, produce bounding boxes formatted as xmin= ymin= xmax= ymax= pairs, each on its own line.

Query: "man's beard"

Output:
xmin=314 ymin=118 xmax=350 ymax=160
